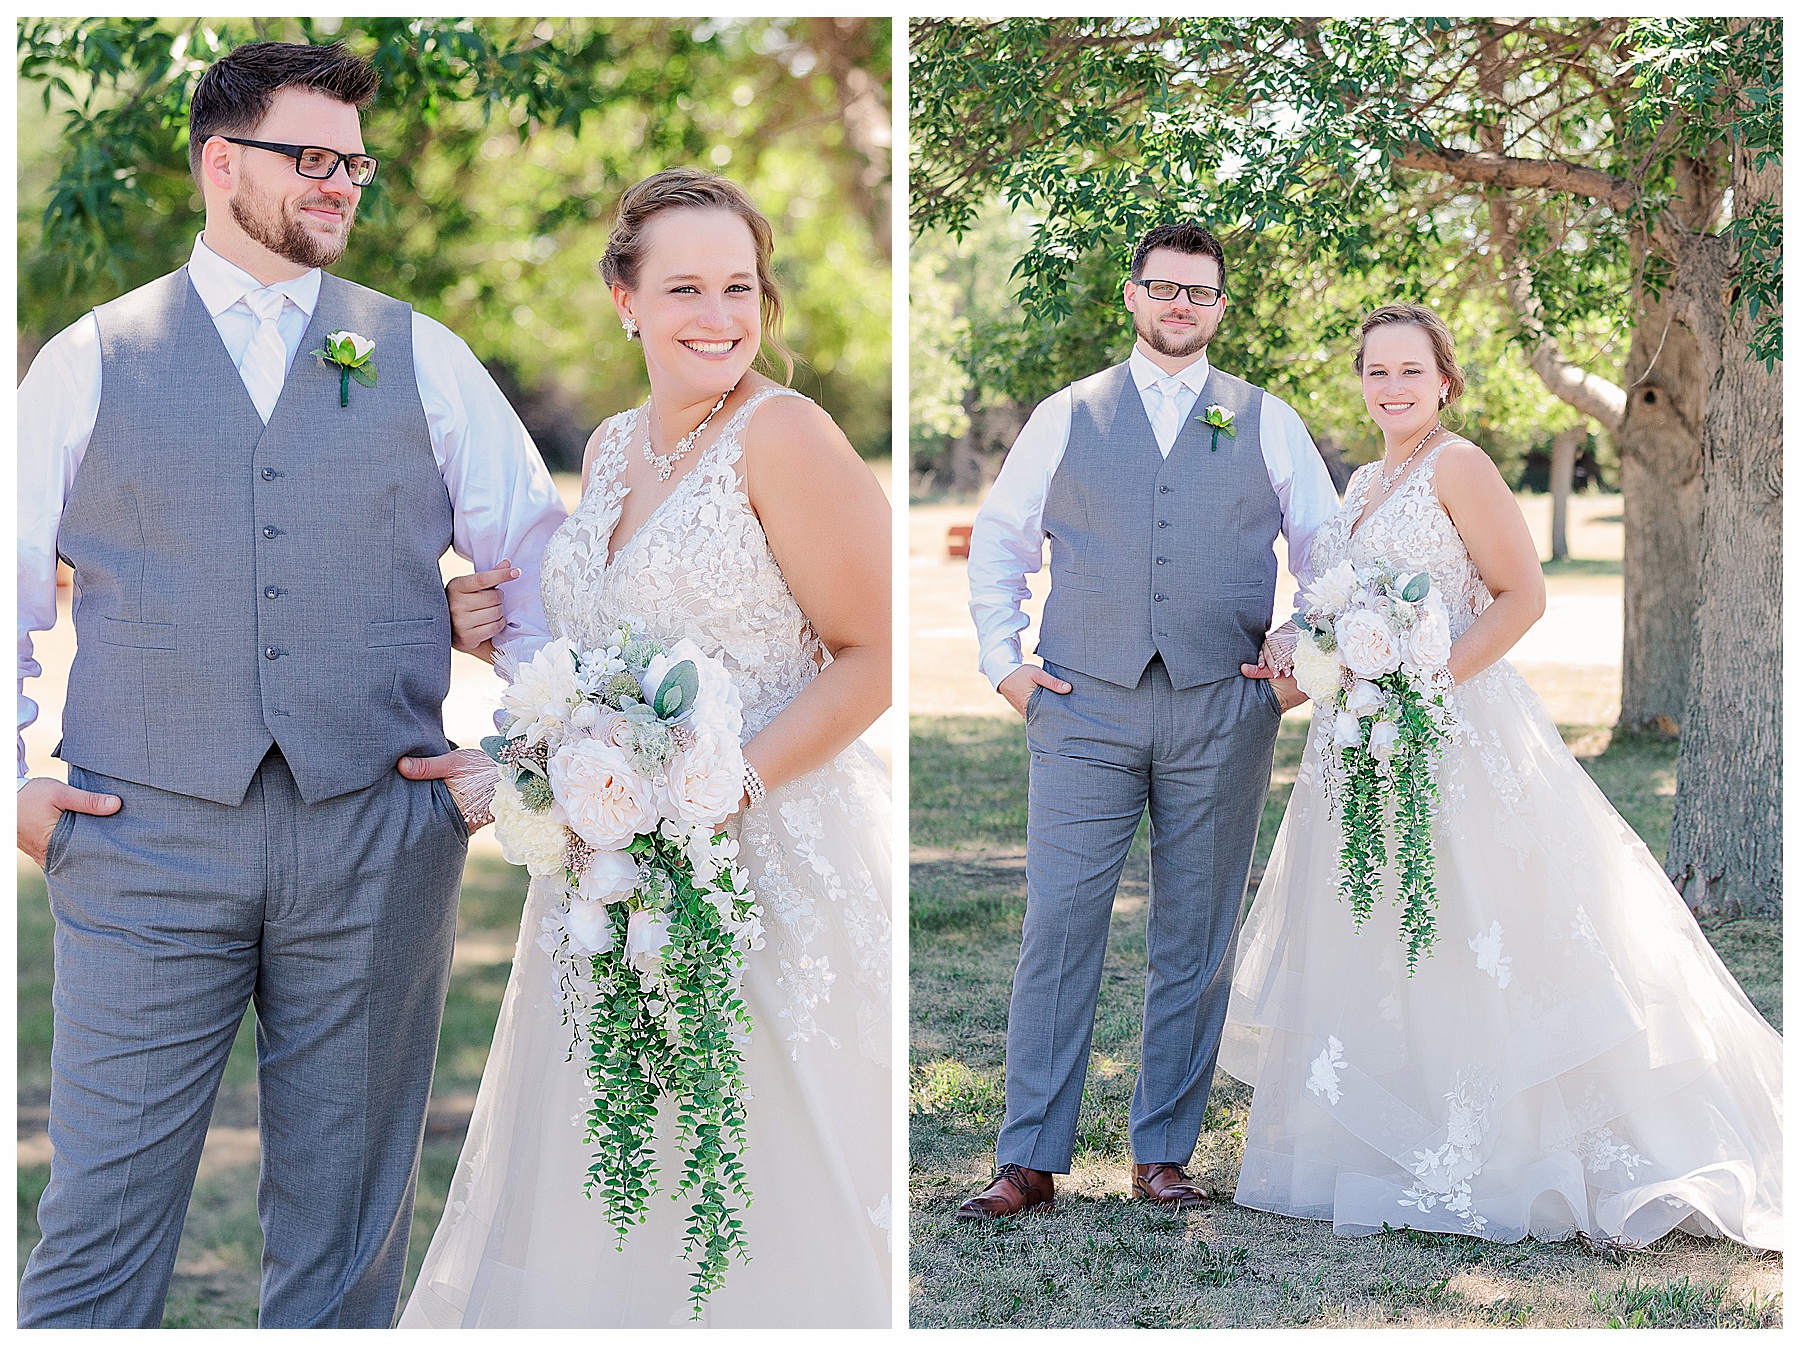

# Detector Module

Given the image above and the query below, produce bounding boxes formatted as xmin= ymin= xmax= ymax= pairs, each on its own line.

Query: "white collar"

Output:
xmin=187 ymin=234 xmax=322 ymax=318
xmin=1129 ymin=344 xmax=1210 ymax=394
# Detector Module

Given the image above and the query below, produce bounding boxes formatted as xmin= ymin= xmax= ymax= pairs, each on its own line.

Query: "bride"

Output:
xmin=399 ymin=168 xmax=893 ymax=1326
xmin=1224 ymin=304 xmax=1782 ymax=1251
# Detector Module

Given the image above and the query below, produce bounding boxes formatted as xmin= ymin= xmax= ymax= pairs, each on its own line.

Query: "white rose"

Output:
xmin=565 ymin=897 xmax=618 ymax=956
xmin=1332 ymin=710 xmax=1364 ymax=748
xmin=1335 ymin=609 xmax=1403 ymax=680
xmin=664 ymin=730 xmax=746 ymax=827
xmin=503 ymin=638 xmax=584 ymax=746
xmin=1304 ymin=560 xmax=1362 ymax=616
xmin=1291 ymin=633 xmax=1344 ymax=706
xmin=626 ymin=907 xmax=672 ymax=974
xmin=1345 ymin=679 xmax=1384 ymax=718
xmin=1403 ymin=604 xmax=1453 ymax=672
xmin=549 ymin=738 xmax=661 ymax=850
xmin=326 ymin=329 xmax=375 ymax=362
xmin=491 ymin=773 xmax=571 ymax=877
xmin=571 ymin=700 xmax=602 ymax=730
xmin=1368 ymin=719 xmax=1400 ymax=762
xmin=581 ymin=847 xmax=640 ymax=904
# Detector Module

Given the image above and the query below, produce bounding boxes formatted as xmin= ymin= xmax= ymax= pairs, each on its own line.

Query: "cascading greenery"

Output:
xmin=581 ymin=831 xmax=757 ymax=1316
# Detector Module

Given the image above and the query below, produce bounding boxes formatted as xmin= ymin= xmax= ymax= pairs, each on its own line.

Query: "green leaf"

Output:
xmin=1400 ymin=573 xmax=1430 ymax=603
xmin=653 ymin=659 xmax=699 ymax=719
xmin=481 ymin=733 xmax=512 ymax=762
xmin=350 ymin=362 xmax=378 ymax=387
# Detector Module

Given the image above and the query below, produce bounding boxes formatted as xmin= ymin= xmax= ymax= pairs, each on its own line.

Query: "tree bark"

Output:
xmin=1662 ymin=146 xmax=1782 ymax=917
xmin=1548 ymin=426 xmax=1582 ymax=561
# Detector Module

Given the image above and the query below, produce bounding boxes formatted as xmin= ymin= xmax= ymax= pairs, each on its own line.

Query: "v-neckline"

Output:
xmin=600 ymin=402 xmax=725 ymax=569
xmin=1347 ymin=442 xmax=1445 ymax=544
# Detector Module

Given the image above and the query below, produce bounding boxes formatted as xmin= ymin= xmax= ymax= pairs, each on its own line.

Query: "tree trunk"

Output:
xmin=1547 ymin=426 xmax=1581 ymax=561
xmin=1662 ymin=150 xmax=1782 ymax=917
xmin=1613 ymin=291 xmax=1706 ymax=734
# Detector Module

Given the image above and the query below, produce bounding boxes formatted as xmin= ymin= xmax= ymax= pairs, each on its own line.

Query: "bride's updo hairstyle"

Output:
xmin=1354 ymin=303 xmax=1467 ymax=407
xmin=600 ymin=167 xmax=794 ymax=381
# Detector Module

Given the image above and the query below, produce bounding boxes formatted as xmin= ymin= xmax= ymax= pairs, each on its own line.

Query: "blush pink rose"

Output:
xmin=549 ymin=739 xmax=660 ymax=850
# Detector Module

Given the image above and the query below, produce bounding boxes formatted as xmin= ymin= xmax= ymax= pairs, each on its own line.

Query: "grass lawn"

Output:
xmin=17 ymin=849 xmax=531 ymax=1327
xmin=909 ymin=714 xmax=1783 ymax=1329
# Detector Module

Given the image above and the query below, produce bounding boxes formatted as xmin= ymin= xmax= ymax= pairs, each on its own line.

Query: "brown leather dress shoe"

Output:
xmin=1132 ymin=1162 xmax=1212 ymax=1210
xmin=956 ymin=1164 xmax=1055 ymax=1221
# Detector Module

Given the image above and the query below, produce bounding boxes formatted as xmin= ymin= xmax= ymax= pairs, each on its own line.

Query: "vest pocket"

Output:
xmin=97 ymin=616 xmax=177 ymax=650
xmin=1051 ymin=570 xmax=1104 ymax=593
xmin=367 ymin=617 xmax=442 ymax=648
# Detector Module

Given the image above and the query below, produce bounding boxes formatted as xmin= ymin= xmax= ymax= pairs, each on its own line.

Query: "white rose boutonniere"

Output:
xmin=1201 ymin=402 xmax=1235 ymax=452
xmin=310 ymin=330 xmax=377 ymax=408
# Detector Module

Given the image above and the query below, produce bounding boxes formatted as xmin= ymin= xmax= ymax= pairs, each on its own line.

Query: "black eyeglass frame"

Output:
xmin=1135 ymin=278 xmax=1226 ymax=307
xmin=219 ymin=136 xmax=380 ymax=186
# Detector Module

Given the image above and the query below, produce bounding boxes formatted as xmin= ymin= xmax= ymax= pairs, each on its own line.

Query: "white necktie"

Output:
xmin=1152 ymin=376 xmax=1186 ymax=453
xmin=239 ymin=287 xmax=289 ymax=424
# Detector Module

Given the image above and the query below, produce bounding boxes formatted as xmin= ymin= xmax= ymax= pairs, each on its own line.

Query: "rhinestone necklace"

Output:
xmin=644 ymin=380 xmax=741 ymax=483
xmin=1376 ymin=421 xmax=1445 ymax=493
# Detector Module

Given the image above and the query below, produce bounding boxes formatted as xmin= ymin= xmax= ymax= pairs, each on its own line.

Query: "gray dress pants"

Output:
xmin=18 ymin=751 xmax=468 ymax=1328
xmin=997 ymin=657 xmax=1281 ymax=1173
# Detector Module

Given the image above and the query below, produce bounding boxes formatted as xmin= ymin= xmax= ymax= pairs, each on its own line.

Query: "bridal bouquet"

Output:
xmin=486 ymin=621 xmax=764 ymax=1314
xmin=1290 ymin=560 xmax=1460 ymax=971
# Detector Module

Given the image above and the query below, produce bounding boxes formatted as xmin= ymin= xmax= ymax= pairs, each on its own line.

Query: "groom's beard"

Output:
xmin=229 ymin=178 xmax=354 ymax=270
xmin=1133 ymin=306 xmax=1218 ymax=360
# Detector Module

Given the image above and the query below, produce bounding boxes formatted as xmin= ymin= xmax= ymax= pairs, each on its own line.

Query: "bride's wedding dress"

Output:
xmin=1220 ymin=442 xmax=1782 ymax=1251
xmin=400 ymin=387 xmax=893 ymax=1327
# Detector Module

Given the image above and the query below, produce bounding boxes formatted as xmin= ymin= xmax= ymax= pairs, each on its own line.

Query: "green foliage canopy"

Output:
xmin=19 ymin=16 xmax=892 ymax=463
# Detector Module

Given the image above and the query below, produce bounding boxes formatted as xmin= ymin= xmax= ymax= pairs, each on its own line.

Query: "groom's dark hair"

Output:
xmin=188 ymin=41 xmax=380 ymax=181
xmin=1130 ymin=223 xmax=1226 ymax=291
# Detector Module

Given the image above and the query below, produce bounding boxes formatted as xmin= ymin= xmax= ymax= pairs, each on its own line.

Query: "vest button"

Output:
xmin=1159 ymin=485 xmax=1171 ymax=493
xmin=1156 ymin=520 xmax=1168 ymax=528
xmin=264 ymin=586 xmax=280 ymax=599
xmin=263 ymin=525 xmax=280 ymax=539
xmin=1154 ymin=594 xmax=1166 ymax=602
xmin=264 ymin=647 xmax=281 ymax=660
xmin=1156 ymin=557 xmax=1167 ymax=564
xmin=262 ymin=468 xmax=277 ymax=481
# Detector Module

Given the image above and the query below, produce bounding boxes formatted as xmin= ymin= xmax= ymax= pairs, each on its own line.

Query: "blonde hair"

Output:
xmin=1354 ymin=303 xmax=1466 ymax=405
xmin=600 ymin=167 xmax=793 ymax=381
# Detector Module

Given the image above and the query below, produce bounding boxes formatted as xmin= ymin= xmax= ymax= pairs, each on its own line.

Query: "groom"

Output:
xmin=961 ymin=222 xmax=1336 ymax=1219
xmin=16 ymin=41 xmax=564 ymax=1326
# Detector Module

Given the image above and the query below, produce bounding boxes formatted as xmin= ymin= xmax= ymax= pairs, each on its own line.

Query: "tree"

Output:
xmin=18 ymin=17 xmax=892 ymax=460
xmin=912 ymin=17 xmax=1780 ymax=914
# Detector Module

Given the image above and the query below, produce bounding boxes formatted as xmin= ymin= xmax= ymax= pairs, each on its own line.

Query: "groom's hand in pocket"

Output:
xmin=399 ymin=748 xmax=499 ymax=832
xmin=17 ymin=777 xmax=121 ymax=868
xmin=1241 ymin=662 xmax=1306 ymax=714
xmin=998 ymin=665 xmax=1072 ymax=718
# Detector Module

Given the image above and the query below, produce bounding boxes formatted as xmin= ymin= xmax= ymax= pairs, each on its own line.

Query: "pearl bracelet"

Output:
xmin=743 ymin=762 xmax=766 ymax=809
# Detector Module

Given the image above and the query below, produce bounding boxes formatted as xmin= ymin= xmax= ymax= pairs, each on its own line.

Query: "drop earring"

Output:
xmin=622 ymin=317 xmax=638 ymax=340
xmin=1439 ymin=386 xmax=1448 ymax=404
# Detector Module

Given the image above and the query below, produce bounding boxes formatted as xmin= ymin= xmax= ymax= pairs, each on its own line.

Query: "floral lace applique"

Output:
xmin=538 ymin=387 xmax=892 ymax=1062
xmin=1549 ymin=1083 xmax=1650 ymax=1181
xmin=1468 ymin=920 xmax=1513 ymax=987
xmin=1399 ymin=1066 xmax=1498 ymax=1235
xmin=1307 ymin=1036 xmax=1347 ymax=1105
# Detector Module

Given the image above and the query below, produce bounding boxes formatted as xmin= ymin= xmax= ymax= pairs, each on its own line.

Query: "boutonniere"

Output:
xmin=1201 ymin=403 xmax=1235 ymax=452
xmin=310 ymin=330 xmax=377 ymax=408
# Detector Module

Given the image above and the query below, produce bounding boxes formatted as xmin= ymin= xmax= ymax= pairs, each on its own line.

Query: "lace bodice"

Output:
xmin=540 ymin=387 xmax=824 ymax=735
xmin=1308 ymin=441 xmax=1492 ymax=638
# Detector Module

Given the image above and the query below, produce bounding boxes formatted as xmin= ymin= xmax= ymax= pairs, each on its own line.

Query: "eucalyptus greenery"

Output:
xmin=584 ymin=832 xmax=757 ymax=1315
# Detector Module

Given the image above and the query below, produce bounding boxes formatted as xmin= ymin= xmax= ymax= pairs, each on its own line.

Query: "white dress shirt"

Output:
xmin=968 ymin=344 xmax=1341 ymax=689
xmin=18 ymin=234 xmax=569 ymax=777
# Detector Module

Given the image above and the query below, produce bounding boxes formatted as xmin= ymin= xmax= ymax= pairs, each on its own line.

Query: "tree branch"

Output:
xmin=1396 ymin=145 xmax=1636 ymax=211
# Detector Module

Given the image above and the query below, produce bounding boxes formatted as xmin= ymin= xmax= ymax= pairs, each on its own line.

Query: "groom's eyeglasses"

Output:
xmin=1138 ymin=279 xmax=1225 ymax=307
xmin=220 ymin=137 xmax=380 ymax=186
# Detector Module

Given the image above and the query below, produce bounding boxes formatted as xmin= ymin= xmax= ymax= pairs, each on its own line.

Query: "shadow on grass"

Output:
xmin=909 ymin=715 xmax=1783 ymax=1328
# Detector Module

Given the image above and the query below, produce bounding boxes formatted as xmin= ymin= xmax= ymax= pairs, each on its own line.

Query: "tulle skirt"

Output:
xmin=1220 ymin=660 xmax=1782 ymax=1251
xmin=399 ymin=744 xmax=893 ymax=1327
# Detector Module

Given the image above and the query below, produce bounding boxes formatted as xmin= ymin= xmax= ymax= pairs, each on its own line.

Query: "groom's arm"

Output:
xmin=412 ymin=312 xmax=568 ymax=666
xmin=967 ymin=390 xmax=1073 ymax=698
xmin=1246 ymin=393 xmax=1339 ymax=708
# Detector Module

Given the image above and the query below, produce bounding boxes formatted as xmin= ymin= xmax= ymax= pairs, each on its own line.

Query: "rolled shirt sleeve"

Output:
xmin=413 ymin=311 xmax=568 ymax=664
xmin=17 ymin=315 xmax=102 ymax=781
xmin=967 ymin=389 xmax=1072 ymax=690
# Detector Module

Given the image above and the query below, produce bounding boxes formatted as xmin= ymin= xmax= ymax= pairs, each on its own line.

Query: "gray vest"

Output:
xmin=58 ymin=267 xmax=454 ymax=806
xmin=1035 ymin=360 xmax=1281 ymax=690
